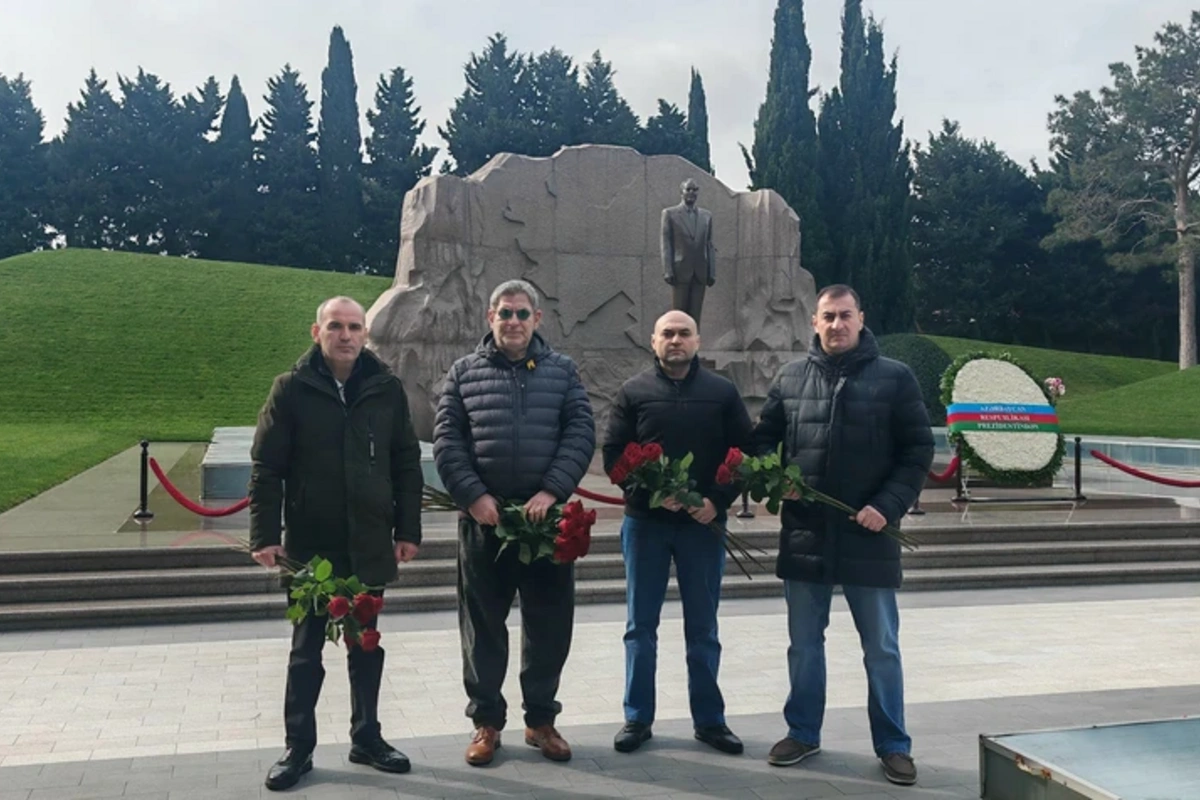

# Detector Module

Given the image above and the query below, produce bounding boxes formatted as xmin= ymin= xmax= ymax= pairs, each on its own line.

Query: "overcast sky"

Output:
xmin=1 ymin=0 xmax=1194 ymax=190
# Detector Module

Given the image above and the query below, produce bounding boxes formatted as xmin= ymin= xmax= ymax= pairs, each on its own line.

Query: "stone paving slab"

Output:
xmin=0 ymin=685 xmax=1196 ymax=799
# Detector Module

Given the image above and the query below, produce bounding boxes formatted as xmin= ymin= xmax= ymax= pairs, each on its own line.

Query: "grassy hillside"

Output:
xmin=1058 ymin=368 xmax=1200 ymax=439
xmin=925 ymin=335 xmax=1176 ymax=398
xmin=0 ymin=249 xmax=391 ymax=511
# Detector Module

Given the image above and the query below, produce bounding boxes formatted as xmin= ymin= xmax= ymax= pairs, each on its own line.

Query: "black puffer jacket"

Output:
xmin=753 ymin=329 xmax=933 ymax=588
xmin=602 ymin=358 xmax=753 ymax=524
xmin=433 ymin=331 xmax=595 ymax=507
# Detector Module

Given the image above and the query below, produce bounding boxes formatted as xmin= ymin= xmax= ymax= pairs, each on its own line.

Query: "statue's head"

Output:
xmin=680 ymin=178 xmax=700 ymax=207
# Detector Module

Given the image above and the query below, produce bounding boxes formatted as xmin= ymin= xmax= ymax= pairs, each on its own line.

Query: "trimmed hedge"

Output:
xmin=878 ymin=334 xmax=951 ymax=425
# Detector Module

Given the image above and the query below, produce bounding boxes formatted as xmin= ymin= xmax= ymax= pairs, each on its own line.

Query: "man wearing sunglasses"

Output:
xmin=433 ymin=279 xmax=596 ymax=768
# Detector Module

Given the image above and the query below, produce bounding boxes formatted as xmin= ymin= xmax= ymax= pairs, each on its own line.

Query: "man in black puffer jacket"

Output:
xmin=754 ymin=285 xmax=933 ymax=787
xmin=602 ymin=310 xmax=753 ymax=757
xmin=433 ymin=280 xmax=595 ymax=768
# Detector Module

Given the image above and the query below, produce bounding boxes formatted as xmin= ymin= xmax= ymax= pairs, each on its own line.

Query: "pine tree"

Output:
xmin=817 ymin=0 xmax=913 ymax=333
xmin=742 ymin=0 xmax=831 ymax=283
xmin=256 ymin=65 xmax=324 ymax=269
xmin=0 ymin=73 xmax=50 ymax=258
xmin=318 ymin=26 xmax=363 ymax=272
xmin=49 ymin=70 xmax=124 ymax=249
xmin=526 ymin=48 xmax=585 ymax=155
xmin=363 ymin=66 xmax=437 ymax=274
xmin=580 ymin=52 xmax=640 ymax=147
xmin=686 ymin=68 xmax=712 ymax=172
xmin=206 ymin=75 xmax=257 ymax=263
xmin=439 ymin=34 xmax=536 ymax=174
xmin=639 ymin=100 xmax=691 ymax=157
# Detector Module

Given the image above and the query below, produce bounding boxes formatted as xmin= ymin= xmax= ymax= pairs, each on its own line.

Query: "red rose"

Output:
xmin=553 ymin=526 xmax=591 ymax=563
xmin=609 ymin=463 xmax=630 ymax=484
xmin=642 ymin=442 xmax=663 ymax=461
xmin=327 ymin=596 xmax=350 ymax=619
xmin=359 ymin=629 xmax=381 ymax=653
xmin=373 ymin=595 xmax=385 ymax=615
xmin=352 ymin=593 xmax=377 ymax=625
xmin=622 ymin=442 xmax=645 ymax=466
xmin=724 ymin=448 xmax=744 ymax=468
xmin=715 ymin=464 xmax=733 ymax=485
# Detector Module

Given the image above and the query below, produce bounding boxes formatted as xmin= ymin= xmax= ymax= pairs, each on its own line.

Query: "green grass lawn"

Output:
xmin=0 ymin=249 xmax=391 ymax=512
xmin=1058 ymin=368 xmax=1200 ymax=439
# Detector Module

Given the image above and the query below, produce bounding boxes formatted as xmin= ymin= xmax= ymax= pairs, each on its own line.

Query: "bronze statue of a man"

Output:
xmin=661 ymin=178 xmax=716 ymax=324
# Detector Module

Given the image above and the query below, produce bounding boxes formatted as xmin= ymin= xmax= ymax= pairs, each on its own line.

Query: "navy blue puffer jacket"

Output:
xmin=433 ymin=332 xmax=596 ymax=508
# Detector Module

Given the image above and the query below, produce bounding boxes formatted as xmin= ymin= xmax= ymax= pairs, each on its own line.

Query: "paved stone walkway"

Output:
xmin=0 ymin=585 xmax=1196 ymax=798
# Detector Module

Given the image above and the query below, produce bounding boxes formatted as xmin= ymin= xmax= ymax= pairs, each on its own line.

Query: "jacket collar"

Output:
xmin=808 ymin=328 xmax=880 ymax=376
xmin=477 ymin=330 xmax=550 ymax=366
xmin=295 ymin=344 xmax=390 ymax=398
xmin=654 ymin=355 xmax=700 ymax=384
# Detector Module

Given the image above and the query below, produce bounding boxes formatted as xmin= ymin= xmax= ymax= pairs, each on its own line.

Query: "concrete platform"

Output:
xmin=981 ymin=716 xmax=1200 ymax=799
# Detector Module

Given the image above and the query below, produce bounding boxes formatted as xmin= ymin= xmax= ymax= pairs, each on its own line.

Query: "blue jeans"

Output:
xmin=783 ymin=580 xmax=910 ymax=756
xmin=621 ymin=515 xmax=727 ymax=728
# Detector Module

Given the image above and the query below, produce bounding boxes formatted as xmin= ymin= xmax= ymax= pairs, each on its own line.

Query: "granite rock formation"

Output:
xmin=366 ymin=144 xmax=816 ymax=440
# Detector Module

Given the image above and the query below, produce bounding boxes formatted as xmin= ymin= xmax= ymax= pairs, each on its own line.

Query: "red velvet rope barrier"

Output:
xmin=928 ymin=455 xmax=961 ymax=483
xmin=148 ymin=457 xmax=251 ymax=517
xmin=572 ymin=485 xmax=626 ymax=505
xmin=1088 ymin=449 xmax=1200 ymax=488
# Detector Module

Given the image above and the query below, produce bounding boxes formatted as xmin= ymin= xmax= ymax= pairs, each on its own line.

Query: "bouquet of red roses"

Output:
xmin=609 ymin=441 xmax=768 ymax=577
xmin=495 ymin=498 xmax=596 ymax=565
xmin=285 ymin=557 xmax=386 ymax=651
xmin=718 ymin=445 xmax=920 ymax=550
xmin=609 ymin=441 xmax=704 ymax=509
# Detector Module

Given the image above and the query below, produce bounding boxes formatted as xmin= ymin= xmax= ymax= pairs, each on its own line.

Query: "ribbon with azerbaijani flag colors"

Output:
xmin=946 ymin=402 xmax=1060 ymax=433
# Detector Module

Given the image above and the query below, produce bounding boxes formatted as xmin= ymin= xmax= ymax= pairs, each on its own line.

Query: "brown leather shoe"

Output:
xmin=524 ymin=724 xmax=572 ymax=762
xmin=465 ymin=726 xmax=500 ymax=766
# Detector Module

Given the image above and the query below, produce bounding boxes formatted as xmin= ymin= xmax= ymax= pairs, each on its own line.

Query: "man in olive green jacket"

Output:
xmin=249 ymin=296 xmax=423 ymax=792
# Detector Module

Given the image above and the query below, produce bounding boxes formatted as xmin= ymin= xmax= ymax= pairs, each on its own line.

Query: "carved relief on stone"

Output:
xmin=366 ymin=144 xmax=817 ymax=440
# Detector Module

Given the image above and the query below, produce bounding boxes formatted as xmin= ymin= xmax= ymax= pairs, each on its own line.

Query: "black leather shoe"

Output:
xmin=695 ymin=724 xmax=744 ymax=755
xmin=614 ymin=722 xmax=653 ymax=753
xmin=349 ymin=738 xmax=412 ymax=774
xmin=265 ymin=748 xmax=313 ymax=791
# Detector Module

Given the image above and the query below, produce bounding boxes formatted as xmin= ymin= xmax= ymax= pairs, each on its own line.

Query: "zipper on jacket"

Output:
xmin=368 ymin=419 xmax=376 ymax=474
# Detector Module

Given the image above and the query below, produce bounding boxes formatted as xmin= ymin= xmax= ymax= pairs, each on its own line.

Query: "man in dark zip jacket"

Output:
xmin=433 ymin=280 xmax=595 ymax=767
xmin=602 ymin=310 xmax=753 ymax=756
xmin=753 ymin=285 xmax=933 ymax=787
xmin=249 ymin=296 xmax=424 ymax=791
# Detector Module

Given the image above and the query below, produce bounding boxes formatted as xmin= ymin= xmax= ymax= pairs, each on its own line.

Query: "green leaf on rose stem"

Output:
xmin=519 ymin=543 xmax=532 ymax=564
xmin=325 ymin=618 xmax=337 ymax=640
xmin=767 ymin=498 xmax=780 ymax=516
xmin=682 ymin=491 xmax=704 ymax=508
xmin=537 ymin=541 xmax=554 ymax=559
xmin=649 ymin=490 xmax=664 ymax=509
xmin=286 ymin=603 xmax=303 ymax=622
xmin=495 ymin=541 xmax=511 ymax=562
xmin=314 ymin=559 xmax=333 ymax=582
xmin=345 ymin=576 xmax=365 ymax=594
xmin=290 ymin=587 xmax=307 ymax=600
xmin=678 ymin=452 xmax=693 ymax=470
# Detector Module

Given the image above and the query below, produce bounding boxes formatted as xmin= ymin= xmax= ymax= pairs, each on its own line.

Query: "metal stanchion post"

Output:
xmin=133 ymin=439 xmax=155 ymax=522
xmin=1074 ymin=435 xmax=1086 ymax=502
xmin=735 ymin=490 xmax=754 ymax=519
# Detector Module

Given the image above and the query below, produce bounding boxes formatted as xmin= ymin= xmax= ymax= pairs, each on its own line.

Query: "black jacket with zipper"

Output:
xmin=752 ymin=329 xmax=933 ymax=588
xmin=432 ymin=331 xmax=595 ymax=508
xmin=602 ymin=357 xmax=753 ymax=524
xmin=248 ymin=345 xmax=424 ymax=587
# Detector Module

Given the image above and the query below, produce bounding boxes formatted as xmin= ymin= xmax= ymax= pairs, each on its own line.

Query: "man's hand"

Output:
xmin=663 ymin=273 xmax=676 ymax=286
xmin=661 ymin=496 xmax=685 ymax=512
xmin=468 ymin=494 xmax=500 ymax=527
xmin=689 ymin=498 xmax=718 ymax=525
xmin=853 ymin=505 xmax=887 ymax=533
xmin=524 ymin=490 xmax=558 ymax=522
xmin=395 ymin=541 xmax=419 ymax=564
xmin=251 ymin=545 xmax=286 ymax=568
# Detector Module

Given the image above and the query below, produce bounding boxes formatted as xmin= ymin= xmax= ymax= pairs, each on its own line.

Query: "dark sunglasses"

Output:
xmin=497 ymin=308 xmax=533 ymax=321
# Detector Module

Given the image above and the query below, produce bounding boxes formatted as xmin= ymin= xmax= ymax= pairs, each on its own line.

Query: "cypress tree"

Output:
xmin=318 ymin=26 xmax=364 ymax=271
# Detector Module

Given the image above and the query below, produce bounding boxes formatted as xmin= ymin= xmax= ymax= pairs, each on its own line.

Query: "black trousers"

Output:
xmin=458 ymin=517 xmax=575 ymax=730
xmin=283 ymin=559 xmax=384 ymax=752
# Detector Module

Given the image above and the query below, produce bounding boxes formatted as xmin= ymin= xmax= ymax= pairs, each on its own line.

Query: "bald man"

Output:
xmin=249 ymin=296 xmax=424 ymax=791
xmin=602 ymin=311 xmax=753 ymax=756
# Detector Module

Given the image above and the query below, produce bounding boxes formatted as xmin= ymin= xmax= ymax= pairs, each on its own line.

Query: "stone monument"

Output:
xmin=366 ymin=144 xmax=817 ymax=441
